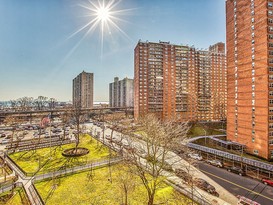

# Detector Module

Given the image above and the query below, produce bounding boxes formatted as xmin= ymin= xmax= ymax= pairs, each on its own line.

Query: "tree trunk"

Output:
xmin=147 ymin=195 xmax=154 ymax=205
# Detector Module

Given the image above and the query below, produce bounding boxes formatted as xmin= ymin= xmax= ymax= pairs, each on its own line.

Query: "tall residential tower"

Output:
xmin=226 ymin=0 xmax=273 ymax=160
xmin=109 ymin=77 xmax=134 ymax=107
xmin=134 ymin=41 xmax=226 ymax=122
xmin=72 ymin=71 xmax=94 ymax=108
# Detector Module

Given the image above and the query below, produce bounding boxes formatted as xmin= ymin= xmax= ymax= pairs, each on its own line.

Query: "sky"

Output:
xmin=0 ymin=0 xmax=226 ymax=102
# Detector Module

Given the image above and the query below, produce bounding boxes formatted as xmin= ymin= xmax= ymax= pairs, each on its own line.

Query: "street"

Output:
xmin=198 ymin=162 xmax=273 ymax=205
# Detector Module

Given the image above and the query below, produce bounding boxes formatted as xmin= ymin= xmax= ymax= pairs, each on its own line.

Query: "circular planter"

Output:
xmin=62 ymin=147 xmax=89 ymax=157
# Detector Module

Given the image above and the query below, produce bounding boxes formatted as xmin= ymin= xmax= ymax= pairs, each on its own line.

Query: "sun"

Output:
xmin=66 ymin=0 xmax=135 ymax=58
xmin=96 ymin=7 xmax=111 ymax=22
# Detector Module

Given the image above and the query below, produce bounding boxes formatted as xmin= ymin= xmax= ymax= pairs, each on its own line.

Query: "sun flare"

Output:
xmin=96 ymin=7 xmax=111 ymax=22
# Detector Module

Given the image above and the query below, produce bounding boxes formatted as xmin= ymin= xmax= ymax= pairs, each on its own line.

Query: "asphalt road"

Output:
xmin=198 ymin=162 xmax=273 ymax=205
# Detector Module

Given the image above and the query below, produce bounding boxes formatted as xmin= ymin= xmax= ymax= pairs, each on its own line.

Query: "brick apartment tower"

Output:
xmin=134 ymin=41 xmax=226 ymax=122
xmin=72 ymin=71 xmax=94 ymax=108
xmin=226 ymin=0 xmax=273 ymax=160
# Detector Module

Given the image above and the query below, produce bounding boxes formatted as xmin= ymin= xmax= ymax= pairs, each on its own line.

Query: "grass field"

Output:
xmin=0 ymin=188 xmax=29 ymax=205
xmin=9 ymin=134 xmax=115 ymax=174
xmin=187 ymin=124 xmax=224 ymax=138
xmin=35 ymin=163 xmax=192 ymax=205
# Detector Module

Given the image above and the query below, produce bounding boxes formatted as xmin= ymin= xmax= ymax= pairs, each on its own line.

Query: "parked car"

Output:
xmin=188 ymin=153 xmax=203 ymax=161
xmin=206 ymin=159 xmax=223 ymax=168
xmin=226 ymin=166 xmax=246 ymax=176
xmin=174 ymin=169 xmax=192 ymax=183
xmin=0 ymin=133 xmax=6 ymax=138
xmin=262 ymin=178 xmax=273 ymax=186
xmin=1 ymin=139 xmax=10 ymax=144
xmin=193 ymin=178 xmax=219 ymax=197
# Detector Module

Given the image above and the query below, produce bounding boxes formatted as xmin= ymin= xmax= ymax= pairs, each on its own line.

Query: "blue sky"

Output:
xmin=0 ymin=0 xmax=226 ymax=102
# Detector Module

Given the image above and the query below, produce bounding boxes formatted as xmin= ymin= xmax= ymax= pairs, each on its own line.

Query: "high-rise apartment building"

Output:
xmin=134 ymin=41 xmax=226 ymax=122
xmin=109 ymin=77 xmax=134 ymax=107
xmin=72 ymin=71 xmax=94 ymax=108
xmin=226 ymin=0 xmax=273 ymax=160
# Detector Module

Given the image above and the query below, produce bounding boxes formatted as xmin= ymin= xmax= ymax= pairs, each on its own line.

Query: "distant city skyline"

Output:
xmin=0 ymin=0 xmax=226 ymax=101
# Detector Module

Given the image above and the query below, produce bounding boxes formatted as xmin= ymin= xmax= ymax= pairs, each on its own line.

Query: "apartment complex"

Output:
xmin=109 ymin=77 xmax=134 ymax=107
xmin=226 ymin=0 xmax=273 ymax=160
xmin=72 ymin=71 xmax=94 ymax=108
xmin=134 ymin=41 xmax=226 ymax=122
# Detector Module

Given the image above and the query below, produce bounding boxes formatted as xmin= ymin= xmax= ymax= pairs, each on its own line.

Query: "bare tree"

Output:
xmin=48 ymin=98 xmax=57 ymax=109
xmin=9 ymin=100 xmax=18 ymax=111
xmin=123 ymin=114 xmax=189 ymax=205
xmin=17 ymin=97 xmax=33 ymax=111
xmin=115 ymin=164 xmax=136 ymax=205
xmin=71 ymin=99 xmax=85 ymax=151
xmin=34 ymin=96 xmax=48 ymax=110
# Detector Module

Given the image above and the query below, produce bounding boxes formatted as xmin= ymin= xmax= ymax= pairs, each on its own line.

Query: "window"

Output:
xmin=270 ymin=83 xmax=273 ymax=88
xmin=252 ymin=17 xmax=255 ymax=23
xmin=270 ymin=67 xmax=273 ymax=72
xmin=269 ymin=10 xmax=273 ymax=15
xmin=270 ymin=115 xmax=273 ymax=120
xmin=270 ymin=100 xmax=273 ymax=105
xmin=252 ymin=39 xmax=255 ymax=45
xmin=269 ymin=2 xmax=273 ymax=8
xmin=269 ymin=18 xmax=273 ymax=24
xmin=269 ymin=43 xmax=273 ymax=47
xmin=270 ymin=75 xmax=273 ymax=80
xmin=269 ymin=140 xmax=273 ymax=145
xmin=271 ymin=151 xmax=273 ymax=158
xmin=270 ymin=34 xmax=273 ymax=39
xmin=269 ymin=26 xmax=273 ymax=32
xmin=270 ymin=131 xmax=273 ymax=137
xmin=251 ymin=10 xmax=255 ymax=16
xmin=253 ymin=150 xmax=259 ymax=155
xmin=270 ymin=123 xmax=273 ymax=128
xmin=270 ymin=92 xmax=273 ymax=96
xmin=251 ymin=25 xmax=255 ymax=30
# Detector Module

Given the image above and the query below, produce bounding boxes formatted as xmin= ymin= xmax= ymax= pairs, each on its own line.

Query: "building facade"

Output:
xmin=226 ymin=0 xmax=273 ymax=160
xmin=134 ymin=41 xmax=226 ymax=122
xmin=72 ymin=71 xmax=94 ymax=108
xmin=109 ymin=77 xmax=134 ymax=107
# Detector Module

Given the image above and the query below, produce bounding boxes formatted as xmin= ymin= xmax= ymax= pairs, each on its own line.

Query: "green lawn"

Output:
xmin=9 ymin=134 xmax=115 ymax=175
xmin=0 ymin=188 xmax=29 ymax=205
xmin=35 ymin=164 xmax=192 ymax=205
xmin=187 ymin=124 xmax=225 ymax=138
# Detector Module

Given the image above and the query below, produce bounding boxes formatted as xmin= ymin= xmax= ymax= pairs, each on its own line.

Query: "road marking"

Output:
xmin=200 ymin=169 xmax=273 ymax=202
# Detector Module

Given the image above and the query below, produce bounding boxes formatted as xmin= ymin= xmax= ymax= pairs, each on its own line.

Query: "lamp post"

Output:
xmin=202 ymin=127 xmax=207 ymax=145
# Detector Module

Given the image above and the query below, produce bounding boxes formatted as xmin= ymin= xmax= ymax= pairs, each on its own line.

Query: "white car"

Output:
xmin=188 ymin=153 xmax=203 ymax=161
xmin=1 ymin=139 xmax=10 ymax=144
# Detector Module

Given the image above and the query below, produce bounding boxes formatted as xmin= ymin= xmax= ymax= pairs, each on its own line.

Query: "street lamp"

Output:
xmin=202 ymin=127 xmax=207 ymax=145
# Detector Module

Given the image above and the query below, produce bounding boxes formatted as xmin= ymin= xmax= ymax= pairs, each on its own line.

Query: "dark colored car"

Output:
xmin=193 ymin=178 xmax=219 ymax=197
xmin=174 ymin=169 xmax=192 ymax=183
xmin=262 ymin=178 xmax=273 ymax=186
xmin=226 ymin=166 xmax=246 ymax=176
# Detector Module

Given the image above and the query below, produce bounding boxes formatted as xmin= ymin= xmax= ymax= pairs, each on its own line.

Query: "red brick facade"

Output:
xmin=226 ymin=0 xmax=273 ymax=160
xmin=134 ymin=41 xmax=226 ymax=122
